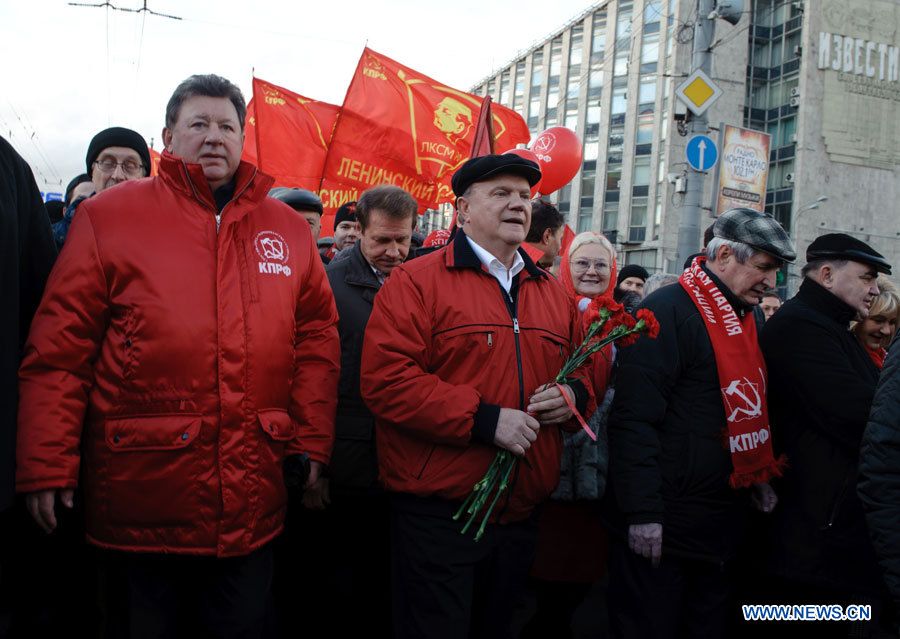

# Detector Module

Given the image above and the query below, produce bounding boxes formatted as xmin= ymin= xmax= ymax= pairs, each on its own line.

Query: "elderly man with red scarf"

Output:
xmin=605 ymin=208 xmax=795 ymax=639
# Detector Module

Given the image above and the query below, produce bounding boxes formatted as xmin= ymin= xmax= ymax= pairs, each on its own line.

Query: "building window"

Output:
xmin=625 ymin=248 xmax=657 ymax=269
xmin=638 ymin=78 xmax=657 ymax=112
xmin=500 ymin=70 xmax=511 ymax=106
xmin=569 ymin=24 xmax=584 ymax=69
xmin=633 ymin=157 xmax=651 ymax=186
xmin=641 ymin=32 xmax=660 ymax=73
xmin=549 ymin=37 xmax=562 ymax=82
xmin=611 ymin=84 xmax=627 ymax=117
xmin=514 ymin=61 xmax=526 ymax=111
xmin=591 ymin=10 xmax=607 ymax=63
xmin=629 ymin=197 xmax=648 ymax=243
xmin=602 ymin=200 xmax=618 ymax=232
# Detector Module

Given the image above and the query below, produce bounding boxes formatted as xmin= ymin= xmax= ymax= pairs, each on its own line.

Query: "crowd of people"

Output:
xmin=1 ymin=73 xmax=899 ymax=639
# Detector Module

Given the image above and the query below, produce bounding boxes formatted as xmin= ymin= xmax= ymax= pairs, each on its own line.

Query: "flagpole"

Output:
xmin=251 ymin=74 xmax=264 ymax=173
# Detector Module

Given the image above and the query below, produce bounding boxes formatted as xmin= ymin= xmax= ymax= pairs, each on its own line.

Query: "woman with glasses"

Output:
xmin=851 ymin=276 xmax=899 ymax=369
xmin=523 ymin=231 xmax=618 ymax=639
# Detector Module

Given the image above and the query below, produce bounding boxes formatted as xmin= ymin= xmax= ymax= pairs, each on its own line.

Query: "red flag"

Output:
xmin=561 ymin=224 xmax=576 ymax=255
xmin=243 ymin=77 xmax=340 ymax=191
xmin=320 ymin=48 xmax=530 ymax=213
xmin=470 ymin=95 xmax=495 ymax=157
xmin=148 ymin=148 xmax=161 ymax=177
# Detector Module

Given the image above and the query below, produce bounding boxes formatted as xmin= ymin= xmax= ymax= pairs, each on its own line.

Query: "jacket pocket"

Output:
xmin=256 ymin=409 xmax=296 ymax=518
xmin=258 ymin=409 xmax=297 ymax=442
xmin=103 ymin=413 xmax=203 ymax=527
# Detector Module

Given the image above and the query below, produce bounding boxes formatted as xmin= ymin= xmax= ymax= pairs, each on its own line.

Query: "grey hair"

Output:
xmin=801 ymin=258 xmax=848 ymax=278
xmin=706 ymin=237 xmax=756 ymax=264
xmin=165 ymin=74 xmax=247 ymax=131
xmin=643 ymin=272 xmax=680 ymax=297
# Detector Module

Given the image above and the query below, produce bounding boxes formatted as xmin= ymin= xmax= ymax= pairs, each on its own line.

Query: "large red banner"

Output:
xmin=242 ymin=77 xmax=340 ymax=191
xmin=320 ymin=48 xmax=531 ymax=212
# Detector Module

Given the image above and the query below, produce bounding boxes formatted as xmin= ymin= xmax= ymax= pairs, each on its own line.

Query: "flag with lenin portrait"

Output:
xmin=319 ymin=48 xmax=531 ymax=214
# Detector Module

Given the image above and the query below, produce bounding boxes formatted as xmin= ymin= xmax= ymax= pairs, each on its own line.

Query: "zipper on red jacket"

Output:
xmin=499 ymin=283 xmax=526 ymax=411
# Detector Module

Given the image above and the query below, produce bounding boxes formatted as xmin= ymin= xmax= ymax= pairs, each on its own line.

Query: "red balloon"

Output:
xmin=529 ymin=127 xmax=583 ymax=195
xmin=502 ymin=147 xmax=543 ymax=197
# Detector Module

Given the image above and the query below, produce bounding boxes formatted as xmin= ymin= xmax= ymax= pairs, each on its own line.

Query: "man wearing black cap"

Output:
xmin=360 ymin=154 xmax=594 ymax=639
xmin=332 ymin=200 xmax=360 ymax=254
xmin=606 ymin=207 xmax=795 ymax=638
xmin=616 ymin=264 xmax=650 ymax=300
xmin=269 ymin=187 xmax=324 ymax=242
xmin=760 ymin=233 xmax=892 ymax=629
xmin=52 ymin=126 xmax=150 ymax=247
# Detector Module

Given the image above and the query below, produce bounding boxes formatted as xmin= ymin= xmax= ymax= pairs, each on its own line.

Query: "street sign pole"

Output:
xmin=675 ymin=0 xmax=717 ymax=269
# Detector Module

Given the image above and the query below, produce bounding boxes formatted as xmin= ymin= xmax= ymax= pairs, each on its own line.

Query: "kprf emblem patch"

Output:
xmin=254 ymin=231 xmax=291 ymax=277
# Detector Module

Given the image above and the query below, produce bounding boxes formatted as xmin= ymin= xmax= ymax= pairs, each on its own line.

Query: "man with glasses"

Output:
xmin=52 ymin=126 xmax=151 ymax=247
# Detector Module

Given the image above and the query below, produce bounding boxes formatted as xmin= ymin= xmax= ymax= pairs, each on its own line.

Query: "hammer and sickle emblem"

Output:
xmin=723 ymin=377 xmax=762 ymax=422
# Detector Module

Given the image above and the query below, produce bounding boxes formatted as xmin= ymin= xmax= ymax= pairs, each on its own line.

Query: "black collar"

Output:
xmin=796 ymin=278 xmax=858 ymax=327
xmin=342 ymin=243 xmax=381 ymax=290
xmin=212 ymin=179 xmax=236 ymax=213
xmin=450 ymin=229 xmax=545 ymax=279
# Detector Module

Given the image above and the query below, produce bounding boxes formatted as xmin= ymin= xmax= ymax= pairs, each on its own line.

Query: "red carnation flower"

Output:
xmin=636 ymin=309 xmax=661 ymax=339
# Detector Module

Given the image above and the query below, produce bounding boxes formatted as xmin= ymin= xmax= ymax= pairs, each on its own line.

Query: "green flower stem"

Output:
xmin=474 ymin=455 xmax=517 ymax=541
xmin=453 ymin=453 xmax=503 ymax=521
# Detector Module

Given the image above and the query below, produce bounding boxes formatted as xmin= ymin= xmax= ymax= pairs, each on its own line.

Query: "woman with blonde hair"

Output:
xmin=523 ymin=231 xmax=617 ymax=639
xmin=852 ymin=276 xmax=899 ymax=369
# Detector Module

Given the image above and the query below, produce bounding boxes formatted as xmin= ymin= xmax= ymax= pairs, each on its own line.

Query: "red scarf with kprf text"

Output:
xmin=679 ymin=257 xmax=785 ymax=488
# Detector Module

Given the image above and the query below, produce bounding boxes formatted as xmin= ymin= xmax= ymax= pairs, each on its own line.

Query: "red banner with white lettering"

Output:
xmin=320 ymin=47 xmax=531 ymax=213
xmin=243 ymin=77 xmax=340 ymax=191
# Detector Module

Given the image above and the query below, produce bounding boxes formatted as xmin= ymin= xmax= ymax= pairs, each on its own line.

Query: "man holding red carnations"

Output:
xmin=361 ymin=154 xmax=594 ymax=639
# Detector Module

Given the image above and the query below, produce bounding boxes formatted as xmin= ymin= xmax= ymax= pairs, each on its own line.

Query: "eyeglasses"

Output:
xmin=94 ymin=157 xmax=145 ymax=176
xmin=570 ymin=259 xmax=610 ymax=274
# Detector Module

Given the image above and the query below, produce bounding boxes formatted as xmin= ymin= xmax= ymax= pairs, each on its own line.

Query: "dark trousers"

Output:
xmin=101 ymin=543 xmax=274 ymax=639
xmin=0 ymin=496 xmax=101 ymax=639
xmin=272 ymin=489 xmax=391 ymax=639
xmin=390 ymin=495 xmax=537 ymax=639
xmin=607 ymin=540 xmax=730 ymax=639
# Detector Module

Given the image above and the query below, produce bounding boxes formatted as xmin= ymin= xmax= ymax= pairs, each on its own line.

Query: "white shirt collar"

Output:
xmin=465 ymin=235 xmax=525 ymax=294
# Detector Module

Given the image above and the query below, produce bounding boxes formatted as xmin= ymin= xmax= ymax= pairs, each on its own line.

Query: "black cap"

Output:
xmin=451 ymin=154 xmax=541 ymax=197
xmin=713 ymin=207 xmax=797 ymax=262
xmin=617 ymin=264 xmax=650 ymax=286
xmin=269 ymin=187 xmax=323 ymax=215
xmin=807 ymin=233 xmax=892 ymax=275
xmin=64 ymin=173 xmax=93 ymax=206
xmin=85 ymin=127 xmax=151 ymax=177
xmin=334 ymin=201 xmax=358 ymax=227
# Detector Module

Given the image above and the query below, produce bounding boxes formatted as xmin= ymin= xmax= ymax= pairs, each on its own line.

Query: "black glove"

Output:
xmin=283 ymin=453 xmax=311 ymax=491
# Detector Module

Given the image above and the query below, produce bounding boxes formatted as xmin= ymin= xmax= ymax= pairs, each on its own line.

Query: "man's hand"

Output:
xmin=526 ymin=383 xmax=575 ymax=426
xmin=26 ymin=488 xmax=74 ymax=534
xmin=302 ymin=468 xmax=330 ymax=511
xmin=751 ymin=482 xmax=778 ymax=513
xmin=628 ymin=523 xmax=663 ymax=567
xmin=494 ymin=409 xmax=540 ymax=457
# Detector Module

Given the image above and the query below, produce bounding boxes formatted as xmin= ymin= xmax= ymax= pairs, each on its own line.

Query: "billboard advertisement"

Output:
xmin=714 ymin=125 xmax=771 ymax=215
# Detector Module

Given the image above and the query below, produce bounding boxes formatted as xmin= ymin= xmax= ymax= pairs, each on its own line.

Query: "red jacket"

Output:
xmin=16 ymin=151 xmax=340 ymax=557
xmin=360 ymin=232 xmax=593 ymax=523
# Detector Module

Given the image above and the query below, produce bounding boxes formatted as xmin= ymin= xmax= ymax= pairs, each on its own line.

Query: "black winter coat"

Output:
xmin=325 ymin=243 xmax=381 ymax=493
xmin=0 ymin=137 xmax=57 ymax=511
xmin=859 ymin=334 xmax=900 ymax=606
xmin=761 ymin=278 xmax=882 ymax=594
xmin=606 ymin=269 xmax=754 ymax=563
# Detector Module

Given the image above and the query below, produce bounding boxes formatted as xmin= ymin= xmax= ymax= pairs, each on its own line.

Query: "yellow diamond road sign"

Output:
xmin=675 ymin=69 xmax=723 ymax=116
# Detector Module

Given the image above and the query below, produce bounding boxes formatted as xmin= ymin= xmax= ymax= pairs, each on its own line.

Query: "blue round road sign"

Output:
xmin=685 ymin=135 xmax=718 ymax=172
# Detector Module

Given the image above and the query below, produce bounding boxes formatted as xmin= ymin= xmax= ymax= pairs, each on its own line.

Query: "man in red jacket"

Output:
xmin=361 ymin=154 xmax=593 ymax=639
xmin=16 ymin=74 xmax=340 ymax=637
